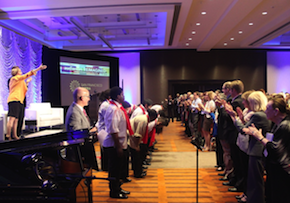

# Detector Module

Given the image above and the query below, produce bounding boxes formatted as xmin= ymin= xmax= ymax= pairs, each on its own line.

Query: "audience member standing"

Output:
xmin=198 ymin=91 xmax=216 ymax=151
xmin=245 ymin=96 xmax=290 ymax=203
xmin=166 ymin=95 xmax=174 ymax=122
xmin=174 ymin=93 xmax=180 ymax=121
xmin=226 ymin=80 xmax=245 ymax=192
xmin=214 ymin=92 xmax=225 ymax=171
xmin=226 ymin=91 xmax=270 ymax=203
xmin=216 ymin=81 xmax=233 ymax=180
xmin=233 ymin=90 xmax=254 ymax=200
xmin=191 ymin=92 xmax=202 ymax=140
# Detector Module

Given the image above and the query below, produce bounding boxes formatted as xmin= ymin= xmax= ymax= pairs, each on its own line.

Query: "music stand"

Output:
xmin=190 ymin=139 xmax=203 ymax=203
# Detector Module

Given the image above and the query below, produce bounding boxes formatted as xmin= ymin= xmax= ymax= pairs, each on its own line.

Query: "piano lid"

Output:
xmin=0 ymin=129 xmax=90 ymax=154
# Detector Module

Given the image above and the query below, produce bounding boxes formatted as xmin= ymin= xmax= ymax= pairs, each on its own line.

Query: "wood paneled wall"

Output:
xmin=140 ymin=49 xmax=266 ymax=103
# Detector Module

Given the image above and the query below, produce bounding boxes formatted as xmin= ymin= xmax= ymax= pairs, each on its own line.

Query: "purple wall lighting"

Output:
xmin=103 ymin=52 xmax=141 ymax=105
xmin=0 ymin=26 xmax=43 ymax=110
xmin=267 ymin=51 xmax=290 ymax=94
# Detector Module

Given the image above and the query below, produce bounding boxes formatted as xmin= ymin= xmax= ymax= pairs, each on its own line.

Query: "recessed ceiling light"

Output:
xmin=230 ymin=38 xmax=234 ymax=41
xmin=186 ymin=43 xmax=189 ymax=46
xmin=201 ymin=12 xmax=206 ymax=15
xmin=262 ymin=12 xmax=267 ymax=15
xmin=196 ymin=23 xmax=201 ymax=26
xmin=192 ymin=31 xmax=196 ymax=34
xmin=238 ymin=31 xmax=243 ymax=34
xmin=189 ymin=38 xmax=192 ymax=40
xmin=249 ymin=22 xmax=253 ymax=26
xmin=224 ymin=43 xmax=227 ymax=46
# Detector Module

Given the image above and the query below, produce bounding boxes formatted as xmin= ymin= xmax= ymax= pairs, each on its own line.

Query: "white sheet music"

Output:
xmin=25 ymin=130 xmax=64 ymax=138
xmin=264 ymin=132 xmax=274 ymax=157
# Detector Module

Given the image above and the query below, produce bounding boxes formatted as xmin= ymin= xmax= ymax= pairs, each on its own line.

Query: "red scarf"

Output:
xmin=110 ymin=100 xmax=134 ymax=136
xmin=149 ymin=127 xmax=156 ymax=147
xmin=139 ymin=105 xmax=150 ymax=144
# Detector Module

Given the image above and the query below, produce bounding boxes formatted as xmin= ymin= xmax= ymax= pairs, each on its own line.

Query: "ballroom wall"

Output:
xmin=100 ymin=52 xmax=141 ymax=105
xmin=0 ymin=27 xmax=43 ymax=111
xmin=267 ymin=51 xmax=290 ymax=94
xmin=140 ymin=49 xmax=267 ymax=103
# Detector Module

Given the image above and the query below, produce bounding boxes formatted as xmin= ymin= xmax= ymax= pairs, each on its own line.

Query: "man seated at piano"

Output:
xmin=64 ymin=87 xmax=98 ymax=170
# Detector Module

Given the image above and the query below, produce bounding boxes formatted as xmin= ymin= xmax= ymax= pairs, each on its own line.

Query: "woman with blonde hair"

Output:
xmin=6 ymin=64 xmax=47 ymax=140
xmin=226 ymin=91 xmax=271 ymax=203
xmin=245 ymin=96 xmax=290 ymax=203
xmin=199 ymin=91 xmax=216 ymax=151
xmin=234 ymin=90 xmax=254 ymax=201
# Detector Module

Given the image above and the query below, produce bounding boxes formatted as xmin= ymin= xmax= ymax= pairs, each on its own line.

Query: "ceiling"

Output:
xmin=0 ymin=0 xmax=290 ymax=52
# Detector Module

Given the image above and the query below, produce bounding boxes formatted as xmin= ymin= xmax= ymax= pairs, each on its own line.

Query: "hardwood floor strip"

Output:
xmin=170 ymin=140 xmax=177 ymax=152
xmin=157 ymin=168 xmax=168 ymax=203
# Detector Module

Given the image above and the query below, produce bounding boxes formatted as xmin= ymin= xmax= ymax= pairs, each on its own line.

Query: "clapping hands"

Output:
xmin=243 ymin=123 xmax=262 ymax=138
xmin=225 ymin=102 xmax=237 ymax=117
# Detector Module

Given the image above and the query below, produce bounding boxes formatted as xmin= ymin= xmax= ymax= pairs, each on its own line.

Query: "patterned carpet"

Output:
xmin=76 ymin=121 xmax=241 ymax=203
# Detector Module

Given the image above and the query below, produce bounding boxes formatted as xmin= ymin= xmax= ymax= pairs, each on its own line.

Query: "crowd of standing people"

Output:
xmin=168 ymin=80 xmax=290 ymax=203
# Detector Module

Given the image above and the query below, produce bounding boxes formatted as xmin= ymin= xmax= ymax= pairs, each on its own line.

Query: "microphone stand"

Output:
xmin=190 ymin=139 xmax=203 ymax=203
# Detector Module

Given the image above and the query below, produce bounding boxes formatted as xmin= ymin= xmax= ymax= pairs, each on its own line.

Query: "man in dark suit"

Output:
xmin=166 ymin=95 xmax=174 ymax=122
xmin=65 ymin=87 xmax=98 ymax=169
xmin=216 ymin=81 xmax=233 ymax=179
xmin=226 ymin=80 xmax=246 ymax=192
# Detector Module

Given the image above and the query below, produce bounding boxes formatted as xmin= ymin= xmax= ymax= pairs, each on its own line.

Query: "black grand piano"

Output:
xmin=0 ymin=130 xmax=100 ymax=202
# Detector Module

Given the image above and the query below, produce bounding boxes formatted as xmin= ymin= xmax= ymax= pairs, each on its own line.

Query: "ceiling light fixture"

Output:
xmin=196 ymin=23 xmax=201 ymax=26
xmin=238 ymin=31 xmax=243 ymax=34
xmin=201 ymin=12 xmax=206 ymax=15
xmin=230 ymin=38 xmax=234 ymax=41
xmin=262 ymin=12 xmax=267 ymax=15
xmin=44 ymin=36 xmax=85 ymax=41
xmin=50 ymin=21 xmax=147 ymax=30
xmin=186 ymin=43 xmax=189 ymax=46
xmin=192 ymin=31 xmax=196 ymax=34
xmin=189 ymin=38 xmax=192 ymax=40
xmin=249 ymin=22 xmax=253 ymax=26
xmin=70 ymin=17 xmax=95 ymax=41
xmin=224 ymin=43 xmax=227 ymax=46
